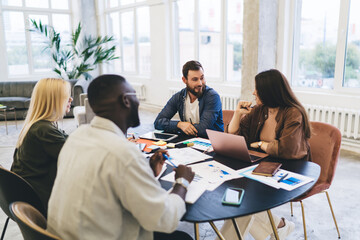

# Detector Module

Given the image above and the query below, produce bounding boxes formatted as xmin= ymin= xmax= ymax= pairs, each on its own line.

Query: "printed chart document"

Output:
xmin=238 ymin=165 xmax=314 ymax=191
xmin=165 ymin=148 xmax=212 ymax=165
xmin=161 ymin=160 xmax=241 ymax=203
xmin=180 ymin=137 xmax=213 ymax=152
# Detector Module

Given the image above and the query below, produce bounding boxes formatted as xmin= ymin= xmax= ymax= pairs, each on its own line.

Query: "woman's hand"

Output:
xmin=250 ymin=141 xmax=269 ymax=152
xmin=235 ymin=101 xmax=252 ymax=115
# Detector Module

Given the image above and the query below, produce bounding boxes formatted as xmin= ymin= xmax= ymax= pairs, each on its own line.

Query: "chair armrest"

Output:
xmin=79 ymin=93 xmax=88 ymax=106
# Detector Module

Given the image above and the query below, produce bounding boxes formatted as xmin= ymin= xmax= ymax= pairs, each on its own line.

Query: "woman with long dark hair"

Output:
xmin=221 ymin=69 xmax=311 ymax=239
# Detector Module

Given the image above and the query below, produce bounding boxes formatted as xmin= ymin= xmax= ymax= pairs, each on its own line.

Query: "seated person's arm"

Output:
xmin=154 ymin=94 xmax=180 ymax=133
xmin=228 ymin=100 xmax=252 ymax=134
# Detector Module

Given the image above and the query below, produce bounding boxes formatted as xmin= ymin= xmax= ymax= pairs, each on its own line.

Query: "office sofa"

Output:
xmin=0 ymin=79 xmax=89 ymax=120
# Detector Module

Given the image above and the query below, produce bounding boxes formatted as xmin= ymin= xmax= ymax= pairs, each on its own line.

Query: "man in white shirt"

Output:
xmin=154 ymin=60 xmax=224 ymax=138
xmin=47 ymin=74 xmax=195 ymax=240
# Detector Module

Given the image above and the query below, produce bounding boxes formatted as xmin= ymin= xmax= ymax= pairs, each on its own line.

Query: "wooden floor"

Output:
xmin=1 ymin=108 xmax=359 ymax=239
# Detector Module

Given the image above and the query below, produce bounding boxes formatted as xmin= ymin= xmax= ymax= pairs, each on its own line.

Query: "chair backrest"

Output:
xmin=10 ymin=201 xmax=61 ymax=240
xmin=309 ymin=121 xmax=342 ymax=187
xmin=222 ymin=110 xmax=235 ymax=133
xmin=0 ymin=166 xmax=46 ymax=220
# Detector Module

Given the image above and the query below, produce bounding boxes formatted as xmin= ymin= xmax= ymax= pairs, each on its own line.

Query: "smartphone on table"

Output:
xmin=222 ymin=187 xmax=245 ymax=206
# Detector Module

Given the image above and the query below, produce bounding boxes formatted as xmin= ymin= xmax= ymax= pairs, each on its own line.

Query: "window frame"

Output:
xmin=169 ymin=0 xmax=243 ymax=84
xmin=100 ymin=0 xmax=151 ymax=77
xmin=0 ymin=1 xmax=72 ymax=80
xmin=279 ymin=0 xmax=359 ymax=95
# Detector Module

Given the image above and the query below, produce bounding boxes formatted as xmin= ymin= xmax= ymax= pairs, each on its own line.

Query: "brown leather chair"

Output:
xmin=290 ymin=121 xmax=341 ymax=240
xmin=0 ymin=166 xmax=45 ymax=240
xmin=222 ymin=110 xmax=235 ymax=133
xmin=10 ymin=201 xmax=61 ymax=240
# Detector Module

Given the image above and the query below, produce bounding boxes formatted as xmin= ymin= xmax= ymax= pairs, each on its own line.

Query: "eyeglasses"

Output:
xmin=123 ymin=92 xmax=137 ymax=97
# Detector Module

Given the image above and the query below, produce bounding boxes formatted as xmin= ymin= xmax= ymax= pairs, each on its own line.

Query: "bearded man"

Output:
xmin=154 ymin=60 xmax=224 ymax=138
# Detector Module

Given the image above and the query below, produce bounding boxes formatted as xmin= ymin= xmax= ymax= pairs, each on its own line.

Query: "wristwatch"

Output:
xmin=174 ymin=178 xmax=190 ymax=189
xmin=258 ymin=141 xmax=263 ymax=149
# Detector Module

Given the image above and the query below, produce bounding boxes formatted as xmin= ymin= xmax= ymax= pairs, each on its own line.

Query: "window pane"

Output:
xmin=25 ymin=0 xmax=49 ymax=8
xmin=175 ymin=0 xmax=195 ymax=74
xmin=199 ymin=0 xmax=221 ymax=78
xmin=121 ymin=11 xmax=136 ymax=72
xmin=2 ymin=0 xmax=22 ymax=6
xmin=4 ymin=11 xmax=29 ymax=75
xmin=107 ymin=0 xmax=119 ymax=8
xmin=343 ymin=0 xmax=360 ymax=88
xmin=29 ymin=15 xmax=52 ymax=72
xmin=137 ymin=7 xmax=151 ymax=74
xmin=51 ymin=0 xmax=69 ymax=9
xmin=227 ymin=0 xmax=243 ymax=82
xmin=52 ymin=14 xmax=71 ymax=43
xmin=107 ymin=12 xmax=122 ymax=72
xmin=121 ymin=0 xmax=135 ymax=5
xmin=292 ymin=0 xmax=340 ymax=89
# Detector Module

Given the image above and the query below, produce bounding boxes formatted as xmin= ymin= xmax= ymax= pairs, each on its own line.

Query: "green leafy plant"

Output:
xmin=29 ymin=19 xmax=118 ymax=80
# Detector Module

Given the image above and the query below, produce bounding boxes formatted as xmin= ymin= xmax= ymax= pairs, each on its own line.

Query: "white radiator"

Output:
xmin=168 ymin=88 xmax=239 ymax=111
xmin=221 ymin=95 xmax=240 ymax=110
xmin=304 ymin=104 xmax=360 ymax=140
xmin=131 ymin=82 xmax=146 ymax=101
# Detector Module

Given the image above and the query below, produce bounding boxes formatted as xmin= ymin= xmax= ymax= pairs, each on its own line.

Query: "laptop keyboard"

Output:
xmin=250 ymin=154 xmax=261 ymax=161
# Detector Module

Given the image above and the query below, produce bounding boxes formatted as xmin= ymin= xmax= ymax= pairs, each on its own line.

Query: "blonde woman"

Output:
xmin=11 ymin=78 xmax=72 ymax=211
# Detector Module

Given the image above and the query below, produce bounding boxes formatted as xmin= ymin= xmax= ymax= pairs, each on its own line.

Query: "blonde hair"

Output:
xmin=16 ymin=78 xmax=71 ymax=148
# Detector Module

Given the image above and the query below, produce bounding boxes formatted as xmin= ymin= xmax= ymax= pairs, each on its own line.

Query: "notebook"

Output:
xmin=206 ymin=129 xmax=269 ymax=163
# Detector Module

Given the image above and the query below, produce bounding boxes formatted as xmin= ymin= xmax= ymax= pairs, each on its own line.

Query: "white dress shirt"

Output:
xmin=47 ymin=116 xmax=186 ymax=240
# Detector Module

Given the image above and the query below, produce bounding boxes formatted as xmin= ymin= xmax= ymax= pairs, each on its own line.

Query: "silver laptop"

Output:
xmin=206 ymin=129 xmax=268 ymax=162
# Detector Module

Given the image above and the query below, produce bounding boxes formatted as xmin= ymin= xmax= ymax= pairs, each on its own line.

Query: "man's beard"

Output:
xmin=186 ymin=84 xmax=205 ymax=98
xmin=129 ymin=100 xmax=140 ymax=128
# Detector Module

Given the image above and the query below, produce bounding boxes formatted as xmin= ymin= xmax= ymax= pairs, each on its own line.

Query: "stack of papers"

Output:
xmin=161 ymin=160 xmax=242 ymax=203
xmin=165 ymin=147 xmax=212 ymax=166
xmin=237 ymin=165 xmax=314 ymax=191
xmin=180 ymin=137 xmax=213 ymax=152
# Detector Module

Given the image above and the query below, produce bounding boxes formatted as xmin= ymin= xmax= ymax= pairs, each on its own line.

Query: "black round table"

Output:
xmin=159 ymin=153 xmax=320 ymax=240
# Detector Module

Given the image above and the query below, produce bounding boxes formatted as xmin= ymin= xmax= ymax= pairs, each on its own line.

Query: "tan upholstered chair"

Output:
xmin=10 ymin=201 xmax=61 ymax=240
xmin=222 ymin=110 xmax=235 ymax=133
xmin=290 ymin=121 xmax=341 ymax=240
xmin=73 ymin=93 xmax=95 ymax=126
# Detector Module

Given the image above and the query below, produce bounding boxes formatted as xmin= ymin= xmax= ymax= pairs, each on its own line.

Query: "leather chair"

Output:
xmin=10 ymin=201 xmax=60 ymax=240
xmin=0 ymin=166 xmax=45 ymax=240
xmin=290 ymin=121 xmax=341 ymax=239
xmin=222 ymin=110 xmax=235 ymax=133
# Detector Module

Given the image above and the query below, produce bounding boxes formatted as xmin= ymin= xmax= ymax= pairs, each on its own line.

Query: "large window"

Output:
xmin=172 ymin=0 xmax=243 ymax=82
xmin=103 ymin=0 xmax=151 ymax=75
xmin=0 ymin=0 xmax=71 ymax=78
xmin=291 ymin=0 xmax=360 ymax=90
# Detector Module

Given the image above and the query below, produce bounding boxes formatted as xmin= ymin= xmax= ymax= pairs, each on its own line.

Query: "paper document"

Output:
xmin=238 ymin=165 xmax=314 ymax=191
xmin=161 ymin=160 xmax=241 ymax=203
xmin=166 ymin=148 xmax=212 ymax=165
xmin=180 ymin=137 xmax=213 ymax=152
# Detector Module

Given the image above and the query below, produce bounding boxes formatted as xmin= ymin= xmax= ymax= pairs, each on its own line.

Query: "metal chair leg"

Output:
xmin=1 ymin=217 xmax=10 ymax=240
xmin=325 ymin=191 xmax=341 ymax=239
xmin=300 ymin=200 xmax=307 ymax=240
xmin=231 ymin=218 xmax=244 ymax=240
xmin=209 ymin=221 xmax=225 ymax=240
xmin=194 ymin=223 xmax=200 ymax=240
xmin=267 ymin=210 xmax=280 ymax=240
xmin=290 ymin=202 xmax=293 ymax=216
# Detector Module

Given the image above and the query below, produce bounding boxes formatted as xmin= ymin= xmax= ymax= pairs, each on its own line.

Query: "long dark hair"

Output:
xmin=255 ymin=69 xmax=311 ymax=138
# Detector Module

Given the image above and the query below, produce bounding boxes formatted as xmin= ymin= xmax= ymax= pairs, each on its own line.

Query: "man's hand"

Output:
xmin=174 ymin=165 xmax=195 ymax=183
xmin=149 ymin=149 xmax=168 ymax=177
xmin=177 ymin=122 xmax=198 ymax=136
xmin=235 ymin=101 xmax=253 ymax=115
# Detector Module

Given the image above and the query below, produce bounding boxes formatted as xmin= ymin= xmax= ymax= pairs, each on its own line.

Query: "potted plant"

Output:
xmin=29 ymin=19 xmax=118 ymax=80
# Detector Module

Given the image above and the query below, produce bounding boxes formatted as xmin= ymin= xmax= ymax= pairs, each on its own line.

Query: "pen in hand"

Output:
xmin=163 ymin=153 xmax=177 ymax=168
xmin=277 ymin=173 xmax=288 ymax=183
